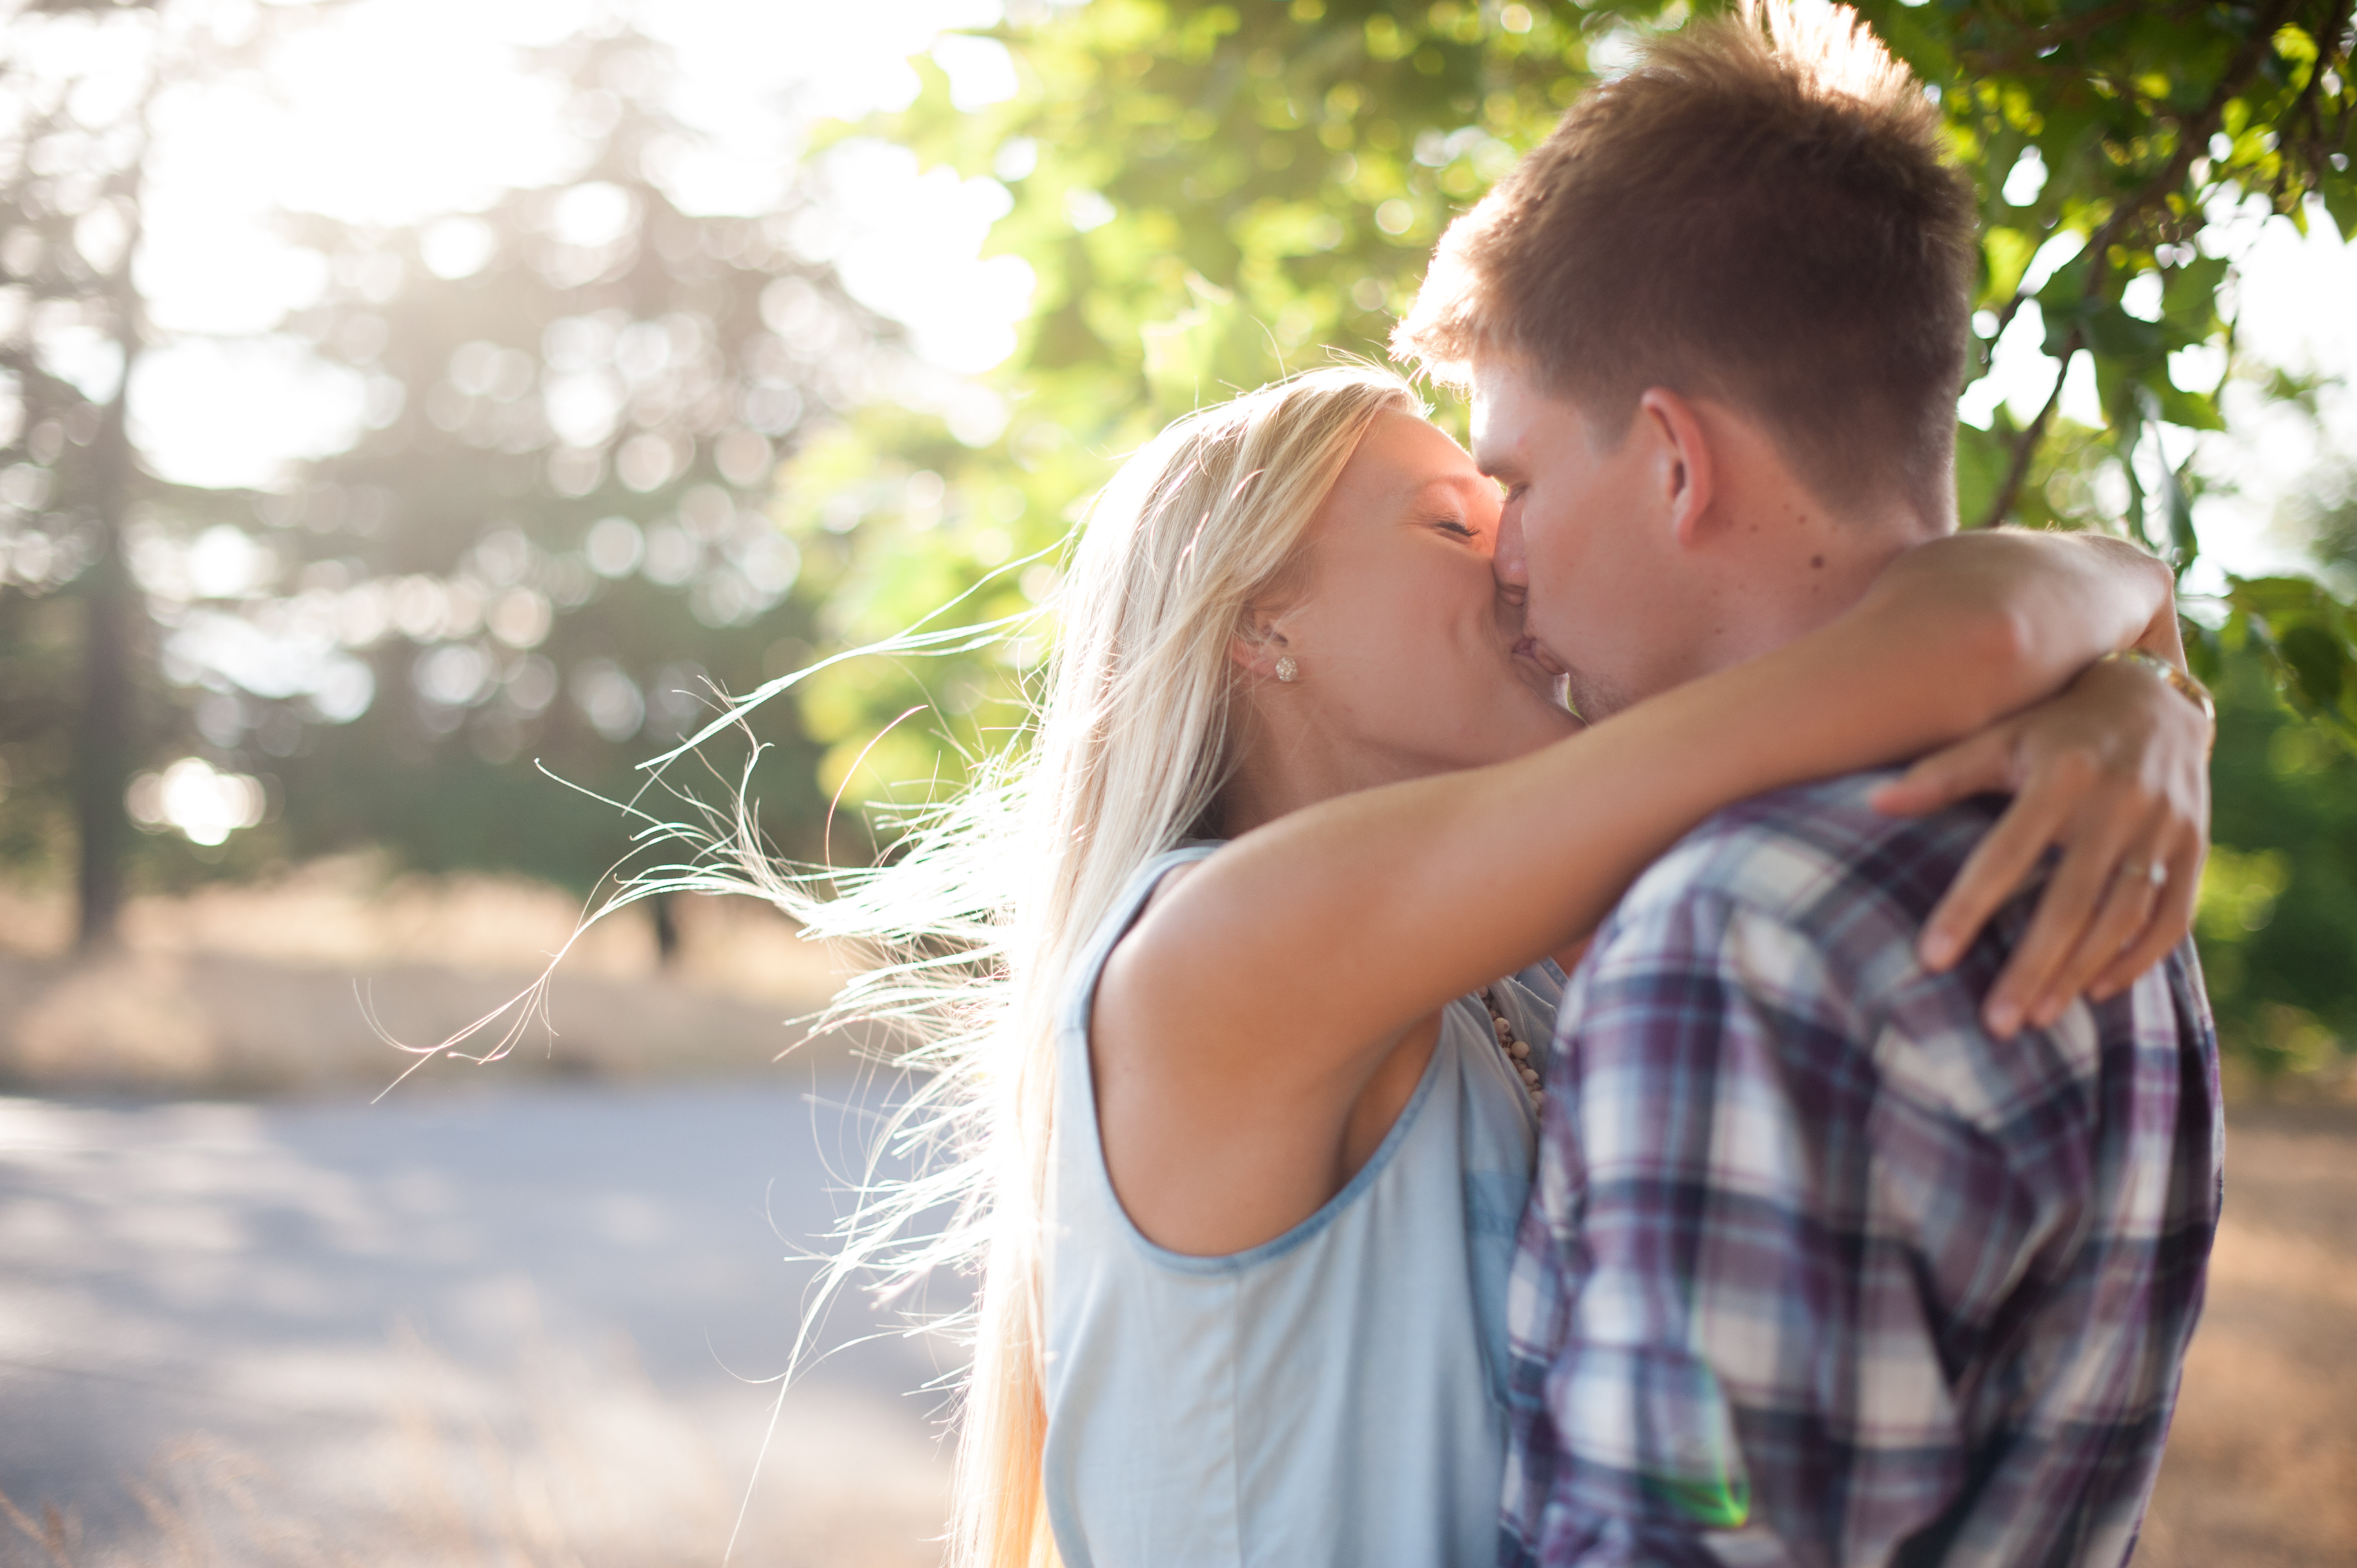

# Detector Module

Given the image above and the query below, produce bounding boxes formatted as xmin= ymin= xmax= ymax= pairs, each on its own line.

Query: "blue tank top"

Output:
xmin=1039 ymin=844 xmax=1559 ymax=1568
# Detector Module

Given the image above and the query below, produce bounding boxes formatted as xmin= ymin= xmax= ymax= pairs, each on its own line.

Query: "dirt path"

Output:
xmin=0 ymin=1078 xmax=955 ymax=1567
xmin=6 ymin=1085 xmax=2345 ymax=1566
xmin=2139 ymin=1098 xmax=2357 ymax=1567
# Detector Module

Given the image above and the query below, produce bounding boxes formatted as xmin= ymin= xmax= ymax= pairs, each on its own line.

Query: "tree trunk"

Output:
xmin=72 ymin=395 xmax=137 ymax=952
xmin=72 ymin=87 xmax=153 ymax=953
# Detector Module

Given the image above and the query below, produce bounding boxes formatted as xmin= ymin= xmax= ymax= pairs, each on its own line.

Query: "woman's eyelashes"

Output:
xmin=1432 ymin=514 xmax=1478 ymax=539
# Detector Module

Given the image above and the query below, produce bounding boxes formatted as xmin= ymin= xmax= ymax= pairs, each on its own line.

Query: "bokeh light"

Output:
xmin=124 ymin=757 xmax=269 ymax=847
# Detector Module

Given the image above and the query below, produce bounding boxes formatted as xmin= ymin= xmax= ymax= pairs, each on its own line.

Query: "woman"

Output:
xmin=748 ymin=366 xmax=2204 ymax=1568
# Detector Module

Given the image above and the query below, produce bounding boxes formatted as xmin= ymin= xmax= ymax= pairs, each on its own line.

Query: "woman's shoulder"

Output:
xmin=1099 ymin=840 xmax=1223 ymax=923
xmin=1062 ymin=842 xmax=1226 ymax=1030
xmin=1104 ymin=842 xmax=1223 ymax=939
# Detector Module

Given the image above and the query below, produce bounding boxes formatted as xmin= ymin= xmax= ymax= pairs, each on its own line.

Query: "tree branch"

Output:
xmin=2083 ymin=0 xmax=2301 ymax=271
xmin=1954 ymin=1 xmax=2166 ymax=76
xmin=2276 ymin=0 xmax=2354 ymax=193
xmin=1974 ymin=0 xmax=2302 ymax=529
xmin=1978 ymin=332 xmax=2080 ymax=531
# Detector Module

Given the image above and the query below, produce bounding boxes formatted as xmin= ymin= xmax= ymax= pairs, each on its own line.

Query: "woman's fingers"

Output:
xmin=1912 ymin=652 xmax=2210 ymax=1031
xmin=1871 ymin=728 xmax=2013 ymax=818
xmin=2090 ymin=837 xmax=2206 ymax=1000
xmin=1919 ymin=773 xmax=2073 ymax=972
xmin=2025 ymin=835 xmax=2171 ymax=1027
xmin=1980 ymin=798 xmax=2142 ymax=1035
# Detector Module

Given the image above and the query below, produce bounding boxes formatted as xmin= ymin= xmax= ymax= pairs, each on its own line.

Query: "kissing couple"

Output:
xmin=783 ymin=3 xmax=2222 ymax=1564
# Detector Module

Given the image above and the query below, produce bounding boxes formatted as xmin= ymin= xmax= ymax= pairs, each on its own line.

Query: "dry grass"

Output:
xmin=0 ymin=858 xmax=855 ymax=1097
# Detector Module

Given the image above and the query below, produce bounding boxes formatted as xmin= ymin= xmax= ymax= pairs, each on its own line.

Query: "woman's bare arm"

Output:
xmin=1094 ymin=530 xmax=2179 ymax=1254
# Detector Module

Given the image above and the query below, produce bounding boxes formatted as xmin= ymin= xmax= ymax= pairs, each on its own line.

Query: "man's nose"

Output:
xmin=1494 ymin=505 xmax=1529 ymax=604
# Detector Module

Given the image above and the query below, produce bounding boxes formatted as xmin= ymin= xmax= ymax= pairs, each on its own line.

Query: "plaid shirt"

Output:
xmin=1501 ymin=772 xmax=2222 ymax=1568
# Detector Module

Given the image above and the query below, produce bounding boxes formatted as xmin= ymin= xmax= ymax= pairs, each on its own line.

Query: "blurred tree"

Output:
xmin=809 ymin=0 xmax=2357 ymax=736
xmin=2199 ymin=644 xmax=2357 ymax=1073
xmin=204 ymin=21 xmax=896 ymax=895
xmin=2195 ymin=468 xmax=2357 ymax=1067
xmin=0 ymin=0 xmax=264 ymax=947
xmin=0 ymin=3 xmax=898 ymax=942
xmin=771 ymin=0 xmax=2356 ymax=1068
xmin=4 ymin=0 xmax=2350 ymax=1062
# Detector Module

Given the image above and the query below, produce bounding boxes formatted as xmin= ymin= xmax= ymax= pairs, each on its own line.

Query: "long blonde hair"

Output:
xmin=491 ymin=364 xmax=1420 ymax=1565
xmin=925 ymin=365 xmax=1418 ymax=1564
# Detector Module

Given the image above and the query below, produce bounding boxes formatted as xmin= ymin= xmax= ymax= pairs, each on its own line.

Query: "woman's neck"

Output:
xmin=1216 ymin=711 xmax=1433 ymax=839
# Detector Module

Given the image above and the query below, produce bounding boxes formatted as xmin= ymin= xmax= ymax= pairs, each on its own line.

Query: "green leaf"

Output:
xmin=2160 ymin=254 xmax=2231 ymax=324
xmin=2231 ymin=575 xmax=2339 ymax=619
xmin=2182 ymin=615 xmax=2225 ymax=685
xmin=2321 ymin=177 xmax=2357 ymax=245
xmin=2078 ymin=298 xmax=2166 ymax=360
xmin=2155 ymin=382 xmax=2227 ymax=431
xmin=2279 ymin=623 xmax=2348 ymax=712
xmin=1953 ymin=419 xmax=2015 ymax=528
xmin=1982 ymin=225 xmax=2038 ymax=302
xmin=2034 ymin=251 xmax=2093 ymax=317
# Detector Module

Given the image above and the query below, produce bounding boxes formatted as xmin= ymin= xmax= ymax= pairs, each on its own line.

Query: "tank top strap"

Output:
xmin=1053 ymin=842 xmax=1222 ymax=1046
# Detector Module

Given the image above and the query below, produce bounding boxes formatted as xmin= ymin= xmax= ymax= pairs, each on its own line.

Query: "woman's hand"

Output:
xmin=1870 ymin=654 xmax=2212 ymax=1037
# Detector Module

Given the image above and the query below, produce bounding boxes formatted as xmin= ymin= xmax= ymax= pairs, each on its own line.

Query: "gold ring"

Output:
xmin=2120 ymin=858 xmax=2168 ymax=888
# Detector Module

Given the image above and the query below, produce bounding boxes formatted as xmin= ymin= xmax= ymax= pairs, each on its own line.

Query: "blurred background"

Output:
xmin=0 ymin=1 xmax=2351 ymax=1564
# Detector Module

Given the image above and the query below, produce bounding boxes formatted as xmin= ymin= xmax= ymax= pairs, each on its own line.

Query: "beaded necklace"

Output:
xmin=1479 ymin=987 xmax=1545 ymax=1107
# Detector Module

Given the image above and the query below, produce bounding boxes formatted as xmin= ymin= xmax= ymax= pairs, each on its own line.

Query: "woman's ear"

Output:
xmin=1230 ymin=608 xmax=1294 ymax=680
xmin=1638 ymin=388 xmax=1716 ymax=551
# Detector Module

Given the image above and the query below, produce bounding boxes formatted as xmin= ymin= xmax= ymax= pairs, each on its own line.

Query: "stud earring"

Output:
xmin=1274 ymin=655 xmax=1299 ymax=683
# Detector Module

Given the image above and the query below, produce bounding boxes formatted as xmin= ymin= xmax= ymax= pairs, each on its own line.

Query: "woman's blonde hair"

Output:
xmin=430 ymin=364 xmax=1419 ymax=1565
xmin=917 ymin=364 xmax=1418 ymax=1562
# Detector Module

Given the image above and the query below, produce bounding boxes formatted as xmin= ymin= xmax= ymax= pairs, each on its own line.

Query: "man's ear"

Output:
xmin=1636 ymin=388 xmax=1716 ymax=551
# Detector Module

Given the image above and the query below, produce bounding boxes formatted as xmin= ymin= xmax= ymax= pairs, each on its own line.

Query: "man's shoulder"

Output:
xmin=1613 ymin=768 xmax=1999 ymax=945
xmin=1581 ymin=771 xmax=2216 ymax=1139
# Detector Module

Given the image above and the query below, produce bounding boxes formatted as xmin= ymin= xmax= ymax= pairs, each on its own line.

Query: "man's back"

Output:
xmin=1501 ymin=771 xmax=2222 ymax=1568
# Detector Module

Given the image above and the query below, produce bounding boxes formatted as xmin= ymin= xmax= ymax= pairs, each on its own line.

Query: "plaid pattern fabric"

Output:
xmin=1500 ymin=772 xmax=2222 ymax=1568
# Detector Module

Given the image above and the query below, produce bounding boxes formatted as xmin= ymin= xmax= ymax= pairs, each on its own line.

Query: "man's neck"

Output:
xmin=1718 ymin=529 xmax=1916 ymax=666
xmin=1593 ymin=503 xmax=1942 ymax=719
xmin=1693 ymin=463 xmax=1947 ymax=670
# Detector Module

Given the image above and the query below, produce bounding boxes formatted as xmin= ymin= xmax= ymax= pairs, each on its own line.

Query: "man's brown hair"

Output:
xmin=1393 ymin=0 xmax=1977 ymax=521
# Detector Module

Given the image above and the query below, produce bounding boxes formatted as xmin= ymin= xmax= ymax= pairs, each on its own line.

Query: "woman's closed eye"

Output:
xmin=1432 ymin=514 xmax=1478 ymax=539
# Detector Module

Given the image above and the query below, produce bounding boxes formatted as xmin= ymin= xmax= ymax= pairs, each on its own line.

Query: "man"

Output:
xmin=1393 ymin=3 xmax=2223 ymax=1564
